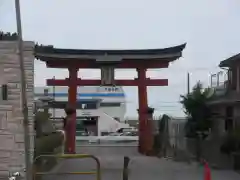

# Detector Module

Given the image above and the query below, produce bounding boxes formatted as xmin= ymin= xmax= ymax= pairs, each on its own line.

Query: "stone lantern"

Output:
xmin=146 ymin=107 xmax=155 ymax=155
xmin=146 ymin=107 xmax=155 ymax=120
xmin=137 ymin=107 xmax=155 ymax=123
xmin=64 ymin=104 xmax=76 ymax=116
xmin=34 ymin=88 xmax=54 ymax=114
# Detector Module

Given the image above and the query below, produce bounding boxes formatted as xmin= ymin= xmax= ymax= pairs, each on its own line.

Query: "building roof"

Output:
xmin=47 ymin=99 xmax=101 ymax=109
xmin=35 ymin=92 xmax=125 ymax=97
xmin=206 ymin=90 xmax=240 ymax=106
xmin=34 ymin=43 xmax=186 ymax=62
xmin=35 ymin=43 xmax=186 ymax=56
xmin=219 ymin=53 xmax=240 ymax=67
xmin=60 ymin=99 xmax=102 ymax=103
xmin=207 ymin=98 xmax=240 ymax=106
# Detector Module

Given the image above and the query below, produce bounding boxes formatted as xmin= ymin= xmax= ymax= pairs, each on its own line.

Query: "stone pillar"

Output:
xmin=0 ymin=40 xmax=35 ymax=176
xmin=145 ymin=107 xmax=155 ymax=155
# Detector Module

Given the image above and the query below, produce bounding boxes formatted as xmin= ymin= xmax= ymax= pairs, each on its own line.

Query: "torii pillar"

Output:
xmin=137 ymin=67 xmax=148 ymax=153
xmin=66 ymin=67 xmax=78 ymax=154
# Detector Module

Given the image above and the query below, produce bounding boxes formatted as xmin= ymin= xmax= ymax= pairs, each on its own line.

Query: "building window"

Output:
xmin=100 ymin=103 xmax=121 ymax=107
xmin=76 ymin=102 xmax=97 ymax=109
xmin=44 ymin=88 xmax=49 ymax=96
xmin=0 ymin=84 xmax=8 ymax=100
xmin=225 ymin=119 xmax=233 ymax=131
xmin=48 ymin=101 xmax=98 ymax=109
xmin=82 ymin=103 xmax=97 ymax=109
xmin=225 ymin=106 xmax=234 ymax=131
xmin=228 ymin=69 xmax=232 ymax=83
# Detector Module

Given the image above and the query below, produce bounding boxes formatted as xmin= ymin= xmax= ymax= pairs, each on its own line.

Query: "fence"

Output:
xmin=34 ymin=154 xmax=101 ymax=180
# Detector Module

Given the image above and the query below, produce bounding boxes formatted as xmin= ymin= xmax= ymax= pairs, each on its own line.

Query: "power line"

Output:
xmin=151 ymin=101 xmax=180 ymax=103
xmin=124 ymin=103 xmax=183 ymax=108
xmin=153 ymin=109 xmax=183 ymax=112
xmin=115 ymin=66 xmax=221 ymax=72
xmin=59 ymin=66 xmax=221 ymax=73
xmin=124 ymin=100 xmax=181 ymax=104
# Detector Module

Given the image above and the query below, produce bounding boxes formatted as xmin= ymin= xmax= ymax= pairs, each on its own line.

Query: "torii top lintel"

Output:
xmin=35 ymin=43 xmax=186 ymax=69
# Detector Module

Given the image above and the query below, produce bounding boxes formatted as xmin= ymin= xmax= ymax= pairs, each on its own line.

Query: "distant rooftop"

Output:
xmin=219 ymin=53 xmax=240 ymax=67
xmin=35 ymin=92 xmax=125 ymax=97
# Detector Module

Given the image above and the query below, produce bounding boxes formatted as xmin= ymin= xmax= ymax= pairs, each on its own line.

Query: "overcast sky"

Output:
xmin=1 ymin=0 xmax=240 ymax=117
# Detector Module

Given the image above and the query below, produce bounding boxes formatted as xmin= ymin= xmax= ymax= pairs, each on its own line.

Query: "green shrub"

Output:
xmin=35 ymin=111 xmax=55 ymax=137
xmin=33 ymin=111 xmax=64 ymax=178
xmin=35 ymin=132 xmax=64 ymax=158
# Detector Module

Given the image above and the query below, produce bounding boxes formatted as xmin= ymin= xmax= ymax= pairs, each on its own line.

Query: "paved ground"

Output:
xmin=42 ymin=142 xmax=240 ymax=180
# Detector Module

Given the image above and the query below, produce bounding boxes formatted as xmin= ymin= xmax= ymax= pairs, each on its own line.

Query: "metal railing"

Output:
xmin=8 ymin=155 xmax=131 ymax=180
xmin=33 ymin=154 xmax=101 ymax=180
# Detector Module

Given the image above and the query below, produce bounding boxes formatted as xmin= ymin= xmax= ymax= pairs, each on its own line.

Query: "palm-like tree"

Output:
xmin=180 ymin=82 xmax=212 ymax=138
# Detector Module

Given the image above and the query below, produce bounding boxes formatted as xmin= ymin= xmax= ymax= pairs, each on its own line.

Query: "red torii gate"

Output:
xmin=35 ymin=43 xmax=186 ymax=154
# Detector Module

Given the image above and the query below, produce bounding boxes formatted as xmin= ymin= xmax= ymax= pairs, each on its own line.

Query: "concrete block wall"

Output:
xmin=0 ymin=41 xmax=34 ymax=176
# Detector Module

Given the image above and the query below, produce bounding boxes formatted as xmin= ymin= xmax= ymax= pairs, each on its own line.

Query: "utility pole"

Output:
xmin=53 ymin=76 xmax=56 ymax=118
xmin=216 ymin=72 xmax=220 ymax=87
xmin=210 ymin=74 xmax=213 ymax=87
xmin=217 ymin=71 xmax=224 ymax=87
xmin=187 ymin=72 xmax=190 ymax=94
xmin=14 ymin=1 xmax=31 ymax=180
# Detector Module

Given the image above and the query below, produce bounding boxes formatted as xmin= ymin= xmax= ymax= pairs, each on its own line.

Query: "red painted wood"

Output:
xmin=66 ymin=67 xmax=78 ymax=154
xmin=46 ymin=78 xmax=168 ymax=86
xmin=137 ymin=68 xmax=148 ymax=153
xmin=45 ymin=59 xmax=170 ymax=69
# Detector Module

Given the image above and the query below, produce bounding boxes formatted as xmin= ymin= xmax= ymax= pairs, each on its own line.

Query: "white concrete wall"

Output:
xmin=97 ymin=112 xmax=129 ymax=135
xmin=49 ymin=108 xmax=129 ymax=135
xmin=99 ymin=103 xmax=126 ymax=122
xmin=49 ymin=107 xmax=125 ymax=120
xmin=0 ymin=41 xmax=34 ymax=176
xmin=49 ymin=108 xmax=102 ymax=118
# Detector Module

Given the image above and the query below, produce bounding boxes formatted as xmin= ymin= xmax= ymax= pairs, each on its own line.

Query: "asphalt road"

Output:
xmin=41 ymin=142 xmax=240 ymax=180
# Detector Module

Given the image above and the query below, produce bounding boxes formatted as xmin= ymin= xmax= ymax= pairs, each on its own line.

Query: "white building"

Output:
xmin=34 ymin=86 xmax=130 ymax=136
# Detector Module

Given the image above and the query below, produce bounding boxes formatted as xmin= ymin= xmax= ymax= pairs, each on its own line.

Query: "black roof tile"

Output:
xmin=34 ymin=43 xmax=186 ymax=56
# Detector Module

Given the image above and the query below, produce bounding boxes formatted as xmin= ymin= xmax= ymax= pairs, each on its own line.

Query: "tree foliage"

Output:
xmin=180 ymin=82 xmax=213 ymax=138
xmin=0 ymin=31 xmax=18 ymax=40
